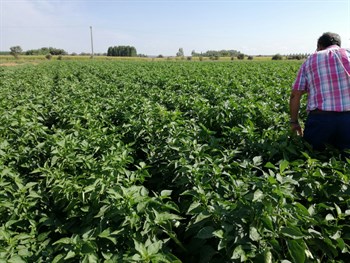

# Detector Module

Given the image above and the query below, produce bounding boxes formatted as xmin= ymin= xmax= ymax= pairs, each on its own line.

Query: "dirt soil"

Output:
xmin=0 ymin=62 xmax=19 ymax=67
xmin=0 ymin=62 xmax=40 ymax=67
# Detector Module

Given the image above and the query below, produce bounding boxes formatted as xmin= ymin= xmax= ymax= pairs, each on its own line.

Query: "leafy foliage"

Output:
xmin=191 ymin=49 xmax=244 ymax=58
xmin=9 ymin=46 xmax=23 ymax=58
xmin=25 ymin=47 xmax=68 ymax=56
xmin=1 ymin=61 xmax=349 ymax=262
xmin=107 ymin=46 xmax=137 ymax=57
xmin=272 ymin=54 xmax=283 ymax=60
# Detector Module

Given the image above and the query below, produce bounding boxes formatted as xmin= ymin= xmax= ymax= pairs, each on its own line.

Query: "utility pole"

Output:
xmin=90 ymin=26 xmax=94 ymax=58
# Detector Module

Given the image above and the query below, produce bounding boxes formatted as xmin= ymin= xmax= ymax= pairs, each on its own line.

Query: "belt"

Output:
xmin=309 ymin=109 xmax=350 ymax=115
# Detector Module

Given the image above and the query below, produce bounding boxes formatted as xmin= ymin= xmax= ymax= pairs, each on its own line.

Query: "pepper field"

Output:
xmin=0 ymin=60 xmax=349 ymax=262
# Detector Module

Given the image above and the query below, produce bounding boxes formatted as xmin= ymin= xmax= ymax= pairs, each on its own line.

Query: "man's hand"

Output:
xmin=290 ymin=122 xmax=303 ymax=136
xmin=289 ymin=89 xmax=306 ymax=136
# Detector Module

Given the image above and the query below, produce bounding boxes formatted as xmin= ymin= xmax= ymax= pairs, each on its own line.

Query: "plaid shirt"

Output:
xmin=293 ymin=45 xmax=350 ymax=112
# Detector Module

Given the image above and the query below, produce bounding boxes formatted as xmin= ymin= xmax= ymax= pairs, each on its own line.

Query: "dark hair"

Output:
xmin=317 ymin=32 xmax=341 ymax=48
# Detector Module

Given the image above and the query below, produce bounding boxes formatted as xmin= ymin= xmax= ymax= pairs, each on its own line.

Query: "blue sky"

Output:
xmin=1 ymin=0 xmax=350 ymax=56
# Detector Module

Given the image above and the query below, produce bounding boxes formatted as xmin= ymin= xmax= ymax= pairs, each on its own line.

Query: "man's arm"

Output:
xmin=289 ymin=89 xmax=305 ymax=136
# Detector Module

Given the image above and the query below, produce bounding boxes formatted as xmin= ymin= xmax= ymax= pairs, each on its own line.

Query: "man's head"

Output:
xmin=317 ymin=32 xmax=341 ymax=51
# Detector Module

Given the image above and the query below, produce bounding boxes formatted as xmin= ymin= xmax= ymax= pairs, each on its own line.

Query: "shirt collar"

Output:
xmin=326 ymin=45 xmax=340 ymax=50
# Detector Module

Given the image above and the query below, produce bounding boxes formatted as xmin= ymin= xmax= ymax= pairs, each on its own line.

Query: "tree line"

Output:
xmin=5 ymin=45 xmax=310 ymax=60
xmin=107 ymin=46 xmax=137 ymax=57
xmin=191 ymin=49 xmax=244 ymax=58
xmin=6 ymin=46 xmax=68 ymax=58
xmin=25 ymin=47 xmax=68 ymax=56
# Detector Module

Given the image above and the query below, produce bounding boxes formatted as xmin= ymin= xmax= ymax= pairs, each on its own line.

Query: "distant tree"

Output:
xmin=107 ymin=45 xmax=137 ymax=57
xmin=25 ymin=47 xmax=67 ymax=56
xmin=272 ymin=54 xmax=283 ymax=60
xmin=41 ymin=47 xmax=50 ymax=54
xmin=237 ymin=53 xmax=244 ymax=60
xmin=107 ymin=47 xmax=113 ymax=56
xmin=248 ymin=56 xmax=254 ymax=60
xmin=25 ymin=50 xmax=36 ymax=55
xmin=286 ymin=53 xmax=307 ymax=60
xmin=10 ymin=46 xmax=22 ymax=58
xmin=45 ymin=54 xmax=52 ymax=60
xmin=48 ymin=47 xmax=67 ymax=55
xmin=221 ymin=50 xmax=229 ymax=57
xmin=157 ymin=54 xmax=164 ymax=58
xmin=191 ymin=49 xmax=243 ymax=58
xmin=176 ymin=48 xmax=184 ymax=57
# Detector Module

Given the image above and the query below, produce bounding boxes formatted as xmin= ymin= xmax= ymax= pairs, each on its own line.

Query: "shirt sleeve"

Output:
xmin=292 ymin=63 xmax=308 ymax=91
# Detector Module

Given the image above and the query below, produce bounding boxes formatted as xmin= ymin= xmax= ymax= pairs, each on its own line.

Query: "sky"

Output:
xmin=1 ymin=0 xmax=350 ymax=56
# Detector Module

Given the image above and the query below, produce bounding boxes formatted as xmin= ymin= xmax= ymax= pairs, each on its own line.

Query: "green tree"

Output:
xmin=25 ymin=47 xmax=67 ymax=56
xmin=191 ymin=49 xmax=243 ymax=57
xmin=176 ymin=48 xmax=184 ymax=57
xmin=48 ymin=47 xmax=67 ymax=55
xmin=237 ymin=53 xmax=244 ymax=60
xmin=10 ymin=46 xmax=22 ymax=58
xmin=107 ymin=46 xmax=137 ymax=57
xmin=272 ymin=54 xmax=283 ymax=60
xmin=107 ymin=47 xmax=113 ymax=56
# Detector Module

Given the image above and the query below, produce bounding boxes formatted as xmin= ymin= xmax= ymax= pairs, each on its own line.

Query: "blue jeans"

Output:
xmin=303 ymin=111 xmax=350 ymax=152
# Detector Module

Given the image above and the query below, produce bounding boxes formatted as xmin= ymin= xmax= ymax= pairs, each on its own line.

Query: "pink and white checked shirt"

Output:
xmin=293 ymin=45 xmax=350 ymax=112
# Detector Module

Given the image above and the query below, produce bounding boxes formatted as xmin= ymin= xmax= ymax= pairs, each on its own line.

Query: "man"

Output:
xmin=290 ymin=32 xmax=350 ymax=152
